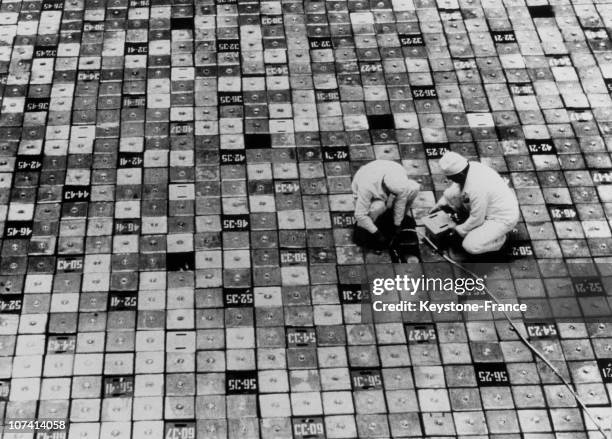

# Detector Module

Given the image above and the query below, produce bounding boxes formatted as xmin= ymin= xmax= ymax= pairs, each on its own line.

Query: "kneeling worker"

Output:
xmin=430 ymin=151 xmax=520 ymax=255
xmin=352 ymin=160 xmax=420 ymax=249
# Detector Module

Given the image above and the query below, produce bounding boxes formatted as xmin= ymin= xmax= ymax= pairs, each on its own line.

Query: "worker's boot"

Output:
xmin=353 ymin=226 xmax=387 ymax=250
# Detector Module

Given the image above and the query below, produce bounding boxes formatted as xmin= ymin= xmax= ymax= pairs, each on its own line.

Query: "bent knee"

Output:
xmin=369 ymin=200 xmax=386 ymax=218
xmin=462 ymin=234 xmax=488 ymax=255
xmin=462 ymin=239 xmax=485 ymax=255
xmin=462 ymin=234 xmax=506 ymax=255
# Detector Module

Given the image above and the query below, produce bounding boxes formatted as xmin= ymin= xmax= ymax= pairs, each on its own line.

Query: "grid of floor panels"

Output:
xmin=1 ymin=0 xmax=612 ymax=436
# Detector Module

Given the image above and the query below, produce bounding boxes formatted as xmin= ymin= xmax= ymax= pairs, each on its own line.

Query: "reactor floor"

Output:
xmin=0 ymin=0 xmax=612 ymax=436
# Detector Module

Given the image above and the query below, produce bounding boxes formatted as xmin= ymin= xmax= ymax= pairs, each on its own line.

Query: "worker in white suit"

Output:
xmin=430 ymin=151 xmax=520 ymax=255
xmin=352 ymin=160 xmax=420 ymax=249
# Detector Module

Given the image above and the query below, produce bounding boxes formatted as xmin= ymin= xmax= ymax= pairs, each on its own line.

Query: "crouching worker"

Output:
xmin=352 ymin=160 xmax=420 ymax=249
xmin=430 ymin=151 xmax=520 ymax=255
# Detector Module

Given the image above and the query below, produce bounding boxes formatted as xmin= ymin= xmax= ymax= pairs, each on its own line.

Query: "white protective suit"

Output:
xmin=352 ymin=160 xmax=420 ymax=234
xmin=436 ymin=161 xmax=520 ymax=254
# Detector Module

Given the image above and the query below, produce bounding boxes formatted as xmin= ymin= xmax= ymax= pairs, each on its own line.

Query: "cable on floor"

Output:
xmin=397 ymin=228 xmax=610 ymax=438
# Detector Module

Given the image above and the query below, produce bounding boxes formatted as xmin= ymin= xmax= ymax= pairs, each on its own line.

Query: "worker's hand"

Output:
xmin=372 ymin=231 xmax=388 ymax=249
xmin=428 ymin=205 xmax=441 ymax=214
xmin=446 ymin=222 xmax=458 ymax=235
xmin=449 ymin=223 xmax=467 ymax=238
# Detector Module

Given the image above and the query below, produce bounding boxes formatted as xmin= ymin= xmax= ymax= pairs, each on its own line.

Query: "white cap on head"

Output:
xmin=439 ymin=151 xmax=468 ymax=176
